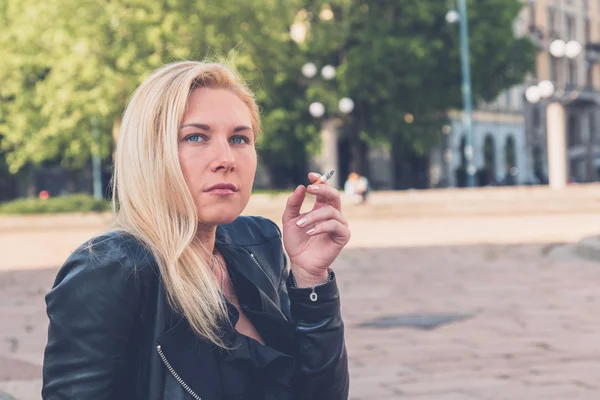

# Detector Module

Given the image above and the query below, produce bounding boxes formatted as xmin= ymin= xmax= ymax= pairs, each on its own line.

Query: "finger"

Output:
xmin=282 ymin=185 xmax=306 ymax=223
xmin=305 ymin=219 xmax=351 ymax=245
xmin=308 ymin=172 xmax=329 ymax=204
xmin=308 ymin=172 xmax=321 ymax=184
xmin=295 ymin=205 xmax=348 ymax=228
xmin=306 ymin=183 xmax=342 ymax=210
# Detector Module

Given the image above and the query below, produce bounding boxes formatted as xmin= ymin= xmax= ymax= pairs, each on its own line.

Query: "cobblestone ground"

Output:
xmin=2 ymin=207 xmax=600 ymax=399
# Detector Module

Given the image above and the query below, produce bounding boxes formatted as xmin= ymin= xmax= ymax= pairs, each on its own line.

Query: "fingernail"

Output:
xmin=296 ymin=217 xmax=307 ymax=227
xmin=309 ymin=185 xmax=319 ymax=191
xmin=306 ymin=228 xmax=315 ymax=235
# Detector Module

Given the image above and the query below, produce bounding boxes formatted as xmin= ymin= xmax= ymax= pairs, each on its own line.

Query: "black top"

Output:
xmin=217 ymin=244 xmax=296 ymax=399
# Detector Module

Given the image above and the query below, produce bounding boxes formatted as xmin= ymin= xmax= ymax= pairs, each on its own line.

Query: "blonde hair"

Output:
xmin=112 ymin=61 xmax=260 ymax=347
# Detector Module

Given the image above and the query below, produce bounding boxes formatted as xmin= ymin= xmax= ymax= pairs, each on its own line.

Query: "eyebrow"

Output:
xmin=180 ymin=122 xmax=252 ymax=132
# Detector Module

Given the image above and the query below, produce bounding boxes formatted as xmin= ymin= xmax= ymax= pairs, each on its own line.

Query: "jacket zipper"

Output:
xmin=156 ymin=345 xmax=203 ymax=400
xmin=249 ymin=252 xmax=275 ymax=287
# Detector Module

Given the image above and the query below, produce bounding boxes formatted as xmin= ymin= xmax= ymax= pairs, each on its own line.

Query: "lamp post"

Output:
xmin=301 ymin=62 xmax=354 ymax=189
xmin=447 ymin=0 xmax=476 ymax=187
xmin=91 ymin=118 xmax=102 ymax=200
xmin=302 ymin=62 xmax=354 ymax=118
xmin=525 ymin=39 xmax=582 ymax=189
xmin=290 ymin=14 xmax=354 ymax=189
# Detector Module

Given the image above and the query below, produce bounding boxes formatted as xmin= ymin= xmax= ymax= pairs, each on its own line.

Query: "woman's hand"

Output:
xmin=282 ymin=172 xmax=351 ymax=287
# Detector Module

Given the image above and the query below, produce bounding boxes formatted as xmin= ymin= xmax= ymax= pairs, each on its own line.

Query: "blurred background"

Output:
xmin=3 ymin=0 xmax=600 ymax=399
xmin=0 ymin=0 xmax=539 ymax=203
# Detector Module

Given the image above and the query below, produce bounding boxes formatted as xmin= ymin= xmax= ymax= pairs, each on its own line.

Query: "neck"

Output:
xmin=195 ymin=224 xmax=218 ymax=257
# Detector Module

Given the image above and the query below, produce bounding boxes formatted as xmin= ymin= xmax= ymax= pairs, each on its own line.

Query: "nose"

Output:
xmin=210 ymin=137 xmax=236 ymax=172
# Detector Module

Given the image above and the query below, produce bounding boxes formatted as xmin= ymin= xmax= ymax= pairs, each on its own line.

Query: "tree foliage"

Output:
xmin=305 ymin=0 xmax=534 ymax=154
xmin=0 ymin=0 xmax=310 ymax=177
xmin=0 ymin=0 xmax=534 ymax=190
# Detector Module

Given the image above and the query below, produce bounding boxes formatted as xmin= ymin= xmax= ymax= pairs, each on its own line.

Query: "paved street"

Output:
xmin=340 ymin=243 xmax=600 ymax=399
xmin=2 ymin=187 xmax=600 ymax=399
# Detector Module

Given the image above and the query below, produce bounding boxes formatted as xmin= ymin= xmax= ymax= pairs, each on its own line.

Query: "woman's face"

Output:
xmin=178 ymin=88 xmax=257 ymax=227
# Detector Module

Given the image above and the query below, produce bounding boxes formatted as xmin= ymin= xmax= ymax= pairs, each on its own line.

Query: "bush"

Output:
xmin=0 ymin=194 xmax=111 ymax=215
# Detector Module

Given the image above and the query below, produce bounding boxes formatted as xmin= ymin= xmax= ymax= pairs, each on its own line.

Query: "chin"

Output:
xmin=197 ymin=206 xmax=243 ymax=226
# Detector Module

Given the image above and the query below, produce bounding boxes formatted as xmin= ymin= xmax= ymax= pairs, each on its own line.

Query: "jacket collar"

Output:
xmin=156 ymin=223 xmax=295 ymax=398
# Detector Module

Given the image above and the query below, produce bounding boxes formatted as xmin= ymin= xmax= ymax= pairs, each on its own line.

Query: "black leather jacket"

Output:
xmin=42 ymin=216 xmax=349 ymax=400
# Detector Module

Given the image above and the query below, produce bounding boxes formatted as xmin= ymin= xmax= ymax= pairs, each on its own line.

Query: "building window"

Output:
xmin=548 ymin=7 xmax=556 ymax=34
xmin=505 ymin=136 xmax=516 ymax=171
xmin=533 ymin=146 xmax=544 ymax=183
xmin=550 ymin=56 xmax=558 ymax=82
xmin=568 ymin=114 xmax=581 ymax=147
xmin=566 ymin=15 xmax=575 ymax=40
xmin=568 ymin=60 xmax=578 ymax=85
xmin=529 ymin=1 xmax=536 ymax=26
xmin=532 ymin=105 xmax=541 ymax=129
xmin=483 ymin=135 xmax=496 ymax=184
xmin=586 ymin=19 xmax=591 ymax=43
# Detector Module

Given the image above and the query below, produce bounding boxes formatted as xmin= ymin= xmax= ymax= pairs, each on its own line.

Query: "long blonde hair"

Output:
xmin=112 ymin=61 xmax=261 ymax=347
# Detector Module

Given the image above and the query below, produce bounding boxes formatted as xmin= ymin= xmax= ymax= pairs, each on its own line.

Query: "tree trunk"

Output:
xmin=25 ymin=165 xmax=37 ymax=197
xmin=66 ymin=169 xmax=78 ymax=194
xmin=346 ymin=127 xmax=370 ymax=181
xmin=391 ymin=141 xmax=430 ymax=190
xmin=264 ymin=157 xmax=308 ymax=189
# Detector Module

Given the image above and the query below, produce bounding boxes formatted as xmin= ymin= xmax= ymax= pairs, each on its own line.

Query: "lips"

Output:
xmin=204 ymin=183 xmax=239 ymax=192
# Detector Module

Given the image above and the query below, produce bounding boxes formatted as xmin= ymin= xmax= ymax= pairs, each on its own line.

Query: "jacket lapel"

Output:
xmin=157 ymin=317 xmax=225 ymax=400
xmin=216 ymin=244 xmax=280 ymax=308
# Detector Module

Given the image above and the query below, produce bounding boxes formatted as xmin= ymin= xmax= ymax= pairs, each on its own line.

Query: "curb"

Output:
xmin=548 ymin=235 xmax=600 ymax=263
xmin=574 ymin=235 xmax=600 ymax=262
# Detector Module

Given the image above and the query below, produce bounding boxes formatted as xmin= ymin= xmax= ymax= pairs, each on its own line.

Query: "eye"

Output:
xmin=184 ymin=134 xmax=206 ymax=143
xmin=230 ymin=135 xmax=251 ymax=145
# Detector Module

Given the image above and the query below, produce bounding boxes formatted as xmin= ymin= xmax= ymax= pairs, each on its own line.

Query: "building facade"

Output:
xmin=523 ymin=0 xmax=600 ymax=183
xmin=444 ymin=89 xmax=530 ymax=187
xmin=444 ymin=0 xmax=600 ymax=187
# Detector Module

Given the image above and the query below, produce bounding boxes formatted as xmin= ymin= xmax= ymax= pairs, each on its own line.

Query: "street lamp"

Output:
xmin=525 ymin=38 xmax=583 ymax=189
xmin=548 ymin=39 xmax=582 ymax=59
xmin=290 ymin=22 xmax=308 ymax=44
xmin=309 ymin=102 xmax=325 ymax=118
xmin=321 ymin=65 xmax=336 ymax=80
xmin=526 ymin=39 xmax=582 ymax=104
xmin=301 ymin=62 xmax=317 ymax=78
xmin=302 ymin=63 xmax=354 ymax=117
xmin=301 ymin=62 xmax=354 ymax=189
xmin=525 ymin=80 xmax=555 ymax=103
xmin=445 ymin=10 xmax=459 ymax=24
xmin=447 ymin=0 xmax=476 ymax=187
xmin=338 ymin=97 xmax=355 ymax=114
xmin=91 ymin=118 xmax=103 ymax=200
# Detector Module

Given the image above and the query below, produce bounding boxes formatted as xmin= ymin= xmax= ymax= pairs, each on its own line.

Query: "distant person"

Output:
xmin=42 ymin=61 xmax=350 ymax=399
xmin=344 ymin=172 xmax=369 ymax=204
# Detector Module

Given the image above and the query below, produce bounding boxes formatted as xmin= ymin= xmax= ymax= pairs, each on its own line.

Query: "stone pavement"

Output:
xmin=2 ymin=187 xmax=600 ymax=399
xmin=339 ymin=244 xmax=600 ymax=399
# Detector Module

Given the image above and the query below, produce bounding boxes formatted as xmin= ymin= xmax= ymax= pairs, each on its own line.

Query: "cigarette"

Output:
xmin=314 ymin=169 xmax=335 ymax=185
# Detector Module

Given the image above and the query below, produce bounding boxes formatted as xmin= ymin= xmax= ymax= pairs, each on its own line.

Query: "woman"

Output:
xmin=42 ymin=61 xmax=351 ymax=400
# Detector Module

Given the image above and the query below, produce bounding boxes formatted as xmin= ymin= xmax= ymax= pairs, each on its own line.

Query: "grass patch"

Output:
xmin=0 ymin=194 xmax=111 ymax=215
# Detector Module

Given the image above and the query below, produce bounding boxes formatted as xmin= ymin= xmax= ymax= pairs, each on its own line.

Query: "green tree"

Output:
xmin=0 ymin=0 xmax=316 ymax=188
xmin=0 ymin=0 xmax=535 ymax=192
xmin=296 ymin=0 xmax=535 ymax=188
